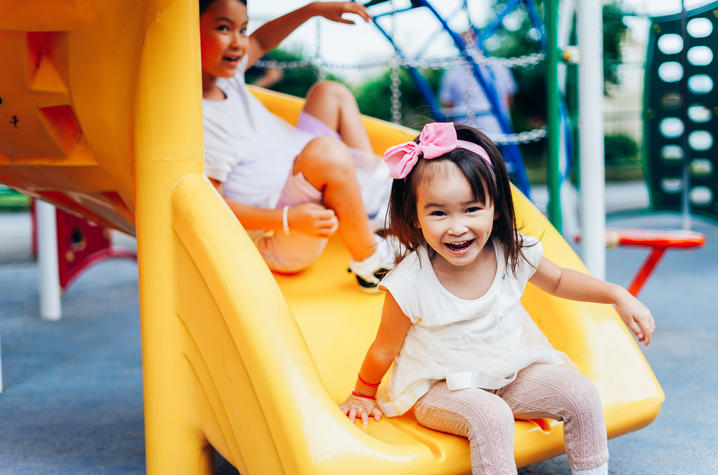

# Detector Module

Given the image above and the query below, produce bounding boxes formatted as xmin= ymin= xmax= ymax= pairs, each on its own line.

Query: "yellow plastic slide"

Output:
xmin=0 ymin=1 xmax=662 ymax=473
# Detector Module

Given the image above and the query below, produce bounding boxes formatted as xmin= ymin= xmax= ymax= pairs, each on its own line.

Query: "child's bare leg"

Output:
xmin=302 ymin=81 xmax=373 ymax=155
xmin=293 ymin=136 xmax=376 ymax=261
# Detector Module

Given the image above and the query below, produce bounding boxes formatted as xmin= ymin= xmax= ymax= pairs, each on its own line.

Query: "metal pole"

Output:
xmin=37 ymin=201 xmax=62 ymax=320
xmin=578 ymin=0 xmax=606 ymax=279
xmin=546 ymin=0 xmax=562 ymax=231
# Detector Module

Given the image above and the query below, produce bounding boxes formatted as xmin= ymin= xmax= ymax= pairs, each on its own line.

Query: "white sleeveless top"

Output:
xmin=202 ymin=55 xmax=313 ymax=209
xmin=377 ymin=235 xmax=571 ymax=417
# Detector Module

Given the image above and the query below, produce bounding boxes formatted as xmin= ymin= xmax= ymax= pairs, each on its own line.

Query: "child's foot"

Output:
xmin=348 ymin=235 xmax=396 ymax=293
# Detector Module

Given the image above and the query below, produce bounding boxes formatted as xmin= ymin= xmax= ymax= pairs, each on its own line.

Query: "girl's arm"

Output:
xmin=530 ymin=257 xmax=656 ymax=345
xmin=340 ymin=292 xmax=412 ymax=425
xmin=246 ymin=2 xmax=371 ymax=68
xmin=209 ymin=178 xmax=338 ymax=237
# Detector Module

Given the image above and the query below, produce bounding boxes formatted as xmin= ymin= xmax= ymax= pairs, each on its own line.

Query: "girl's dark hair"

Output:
xmin=200 ymin=0 xmax=246 ymax=15
xmin=387 ymin=124 xmax=528 ymax=274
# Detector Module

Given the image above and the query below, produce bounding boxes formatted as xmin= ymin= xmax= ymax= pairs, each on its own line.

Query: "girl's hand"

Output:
xmin=288 ymin=203 xmax=338 ymax=238
xmin=312 ymin=2 xmax=372 ymax=25
xmin=615 ymin=290 xmax=656 ymax=345
xmin=340 ymin=394 xmax=383 ymax=425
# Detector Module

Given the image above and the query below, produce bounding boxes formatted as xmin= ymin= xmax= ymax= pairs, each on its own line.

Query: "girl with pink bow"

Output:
xmin=340 ymin=122 xmax=655 ymax=475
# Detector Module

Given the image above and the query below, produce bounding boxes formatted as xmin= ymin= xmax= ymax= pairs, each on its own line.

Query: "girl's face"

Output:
xmin=415 ymin=161 xmax=496 ymax=269
xmin=200 ymin=0 xmax=249 ymax=82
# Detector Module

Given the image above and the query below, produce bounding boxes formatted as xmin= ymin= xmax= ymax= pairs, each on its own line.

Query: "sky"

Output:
xmin=247 ymin=1 xmax=717 ymax=84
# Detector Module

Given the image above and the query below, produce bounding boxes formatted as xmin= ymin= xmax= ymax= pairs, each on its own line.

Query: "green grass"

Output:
xmin=0 ymin=187 xmax=30 ymax=211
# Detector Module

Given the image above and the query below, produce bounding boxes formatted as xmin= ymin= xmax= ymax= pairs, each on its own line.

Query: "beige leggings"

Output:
xmin=414 ymin=363 xmax=609 ymax=475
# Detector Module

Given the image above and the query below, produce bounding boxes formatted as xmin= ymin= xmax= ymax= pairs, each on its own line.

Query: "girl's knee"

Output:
xmin=560 ymin=372 xmax=604 ymax=419
xmin=308 ymin=80 xmax=354 ymax=103
xmin=296 ymin=136 xmax=353 ymax=177
xmin=460 ymin=393 xmax=515 ymax=436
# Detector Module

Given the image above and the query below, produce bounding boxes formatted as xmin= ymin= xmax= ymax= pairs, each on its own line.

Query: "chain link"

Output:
xmin=487 ymin=127 xmax=547 ymax=144
xmin=314 ymin=19 xmax=326 ymax=82
xmin=388 ymin=0 xmax=401 ymax=124
xmin=253 ymin=41 xmax=546 ymax=144
xmin=390 ymin=57 xmax=402 ymax=124
xmin=255 ymin=51 xmax=544 ymax=71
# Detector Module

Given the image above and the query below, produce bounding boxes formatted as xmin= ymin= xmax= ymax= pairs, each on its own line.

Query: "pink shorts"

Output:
xmin=252 ymin=171 xmax=327 ymax=274
xmin=252 ymin=112 xmax=390 ymax=274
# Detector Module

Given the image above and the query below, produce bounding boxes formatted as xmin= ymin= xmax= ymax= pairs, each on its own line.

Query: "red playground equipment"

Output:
xmin=31 ymin=201 xmax=136 ymax=292
xmin=577 ymin=228 xmax=705 ymax=296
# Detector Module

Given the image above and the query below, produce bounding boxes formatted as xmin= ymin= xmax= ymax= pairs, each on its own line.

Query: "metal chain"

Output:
xmin=389 ymin=0 xmax=401 ymax=124
xmin=390 ymin=57 xmax=402 ymax=124
xmin=314 ymin=19 xmax=326 ymax=82
xmin=255 ymin=51 xmax=544 ymax=71
xmin=487 ymin=127 xmax=547 ymax=144
xmin=462 ymin=33 xmax=477 ymax=125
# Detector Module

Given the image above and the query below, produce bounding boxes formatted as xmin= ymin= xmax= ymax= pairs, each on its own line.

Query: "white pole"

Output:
xmin=36 ymin=201 xmax=62 ymax=320
xmin=578 ymin=0 xmax=606 ymax=279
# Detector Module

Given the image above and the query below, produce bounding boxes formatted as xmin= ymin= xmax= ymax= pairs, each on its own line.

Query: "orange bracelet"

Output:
xmin=352 ymin=390 xmax=376 ymax=400
xmin=357 ymin=374 xmax=380 ymax=388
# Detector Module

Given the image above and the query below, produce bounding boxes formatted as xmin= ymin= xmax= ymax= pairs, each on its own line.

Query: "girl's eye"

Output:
xmin=429 ymin=210 xmax=446 ymax=217
xmin=240 ymin=28 xmax=247 ymax=35
xmin=217 ymin=25 xmax=230 ymax=32
xmin=466 ymin=206 xmax=482 ymax=213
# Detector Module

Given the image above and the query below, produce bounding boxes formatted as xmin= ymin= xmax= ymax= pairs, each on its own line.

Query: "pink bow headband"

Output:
xmin=383 ymin=122 xmax=493 ymax=179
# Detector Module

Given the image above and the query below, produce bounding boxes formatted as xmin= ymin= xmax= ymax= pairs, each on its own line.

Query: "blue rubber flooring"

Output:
xmin=0 ymin=211 xmax=716 ymax=474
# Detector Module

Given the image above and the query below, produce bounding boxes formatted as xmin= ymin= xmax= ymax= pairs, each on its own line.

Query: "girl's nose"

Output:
xmin=447 ymin=217 xmax=469 ymax=235
xmin=232 ymin=32 xmax=249 ymax=51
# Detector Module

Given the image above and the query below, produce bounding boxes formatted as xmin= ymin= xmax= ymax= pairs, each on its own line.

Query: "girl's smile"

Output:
xmin=200 ymin=0 xmax=249 ymax=98
xmin=445 ymin=239 xmax=474 ymax=254
xmin=415 ymin=160 xmax=497 ymax=271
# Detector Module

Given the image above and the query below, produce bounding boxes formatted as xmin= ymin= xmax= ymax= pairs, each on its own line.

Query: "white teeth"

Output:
xmin=446 ymin=240 xmax=473 ymax=251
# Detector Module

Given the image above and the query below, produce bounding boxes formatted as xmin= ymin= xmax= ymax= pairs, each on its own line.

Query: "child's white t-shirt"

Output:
xmin=202 ymin=55 xmax=313 ymax=209
xmin=377 ymin=235 xmax=572 ymax=417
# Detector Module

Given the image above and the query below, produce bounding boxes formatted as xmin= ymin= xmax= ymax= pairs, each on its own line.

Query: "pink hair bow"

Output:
xmin=383 ymin=122 xmax=492 ymax=179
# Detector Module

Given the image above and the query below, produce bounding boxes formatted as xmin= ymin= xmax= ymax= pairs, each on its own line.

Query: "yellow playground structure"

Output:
xmin=0 ymin=1 xmax=663 ymax=473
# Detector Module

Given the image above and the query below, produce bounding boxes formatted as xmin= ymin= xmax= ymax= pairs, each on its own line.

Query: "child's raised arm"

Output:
xmin=247 ymin=2 xmax=371 ymax=68
xmin=530 ymin=257 xmax=656 ymax=345
xmin=340 ymin=292 xmax=412 ymax=425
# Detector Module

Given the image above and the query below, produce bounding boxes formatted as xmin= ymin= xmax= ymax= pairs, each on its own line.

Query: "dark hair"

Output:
xmin=200 ymin=0 xmax=246 ymax=15
xmin=387 ymin=123 xmax=529 ymax=274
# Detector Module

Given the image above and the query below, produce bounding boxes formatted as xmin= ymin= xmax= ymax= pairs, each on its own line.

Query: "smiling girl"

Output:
xmin=340 ymin=122 xmax=656 ymax=474
xmin=199 ymin=0 xmax=394 ymax=290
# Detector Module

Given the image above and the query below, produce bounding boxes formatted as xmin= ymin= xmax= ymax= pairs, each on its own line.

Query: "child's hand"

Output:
xmin=288 ymin=203 xmax=338 ymax=238
xmin=340 ymin=394 xmax=383 ymax=425
xmin=615 ymin=290 xmax=656 ymax=345
xmin=312 ymin=2 xmax=372 ymax=25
